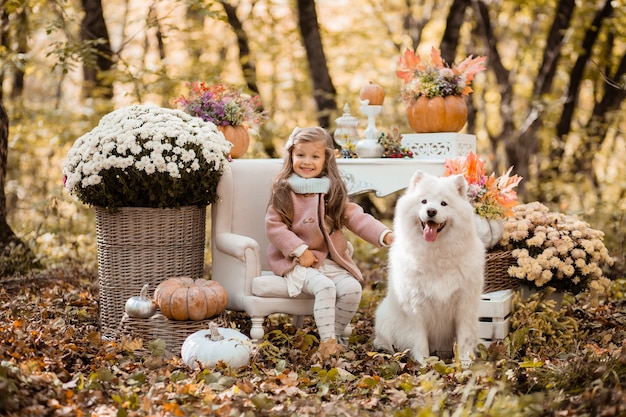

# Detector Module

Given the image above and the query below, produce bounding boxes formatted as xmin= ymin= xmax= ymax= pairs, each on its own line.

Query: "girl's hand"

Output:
xmin=298 ymin=249 xmax=318 ymax=267
xmin=384 ymin=232 xmax=394 ymax=246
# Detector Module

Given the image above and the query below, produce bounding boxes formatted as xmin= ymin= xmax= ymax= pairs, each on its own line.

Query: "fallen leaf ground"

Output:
xmin=1 ymin=265 xmax=625 ymax=416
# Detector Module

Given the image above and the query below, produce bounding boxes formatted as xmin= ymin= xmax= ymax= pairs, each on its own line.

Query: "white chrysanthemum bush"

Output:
xmin=63 ymin=104 xmax=232 ymax=209
xmin=497 ymin=202 xmax=614 ymax=294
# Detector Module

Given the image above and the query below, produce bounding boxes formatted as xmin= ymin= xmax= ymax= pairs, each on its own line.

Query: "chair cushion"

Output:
xmin=252 ymin=273 xmax=312 ymax=299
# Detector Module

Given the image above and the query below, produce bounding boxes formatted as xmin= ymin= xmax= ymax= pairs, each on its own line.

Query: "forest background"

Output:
xmin=0 ymin=0 xmax=624 ymax=274
xmin=0 ymin=1 xmax=625 ymax=415
xmin=1 ymin=0 xmax=625 ymax=275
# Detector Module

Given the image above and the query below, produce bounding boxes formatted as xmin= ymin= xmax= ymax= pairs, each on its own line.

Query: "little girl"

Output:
xmin=265 ymin=127 xmax=394 ymax=349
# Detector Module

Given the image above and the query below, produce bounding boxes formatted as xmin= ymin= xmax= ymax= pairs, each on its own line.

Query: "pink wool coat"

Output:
xmin=265 ymin=192 xmax=389 ymax=281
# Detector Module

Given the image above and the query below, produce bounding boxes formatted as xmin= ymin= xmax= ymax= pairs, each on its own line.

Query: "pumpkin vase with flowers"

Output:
xmin=443 ymin=151 xmax=523 ymax=248
xmin=175 ymin=81 xmax=266 ymax=158
xmin=397 ymin=47 xmax=487 ymax=133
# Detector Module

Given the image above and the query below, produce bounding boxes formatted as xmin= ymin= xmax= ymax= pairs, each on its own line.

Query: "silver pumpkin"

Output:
xmin=125 ymin=283 xmax=157 ymax=318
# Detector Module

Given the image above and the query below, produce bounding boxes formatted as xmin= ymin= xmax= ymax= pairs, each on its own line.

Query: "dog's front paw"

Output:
xmin=409 ymin=349 xmax=431 ymax=367
xmin=411 ymin=355 xmax=428 ymax=367
xmin=372 ymin=337 xmax=394 ymax=354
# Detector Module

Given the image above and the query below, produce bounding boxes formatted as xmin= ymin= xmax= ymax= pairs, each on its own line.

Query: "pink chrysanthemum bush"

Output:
xmin=496 ymin=202 xmax=614 ymax=294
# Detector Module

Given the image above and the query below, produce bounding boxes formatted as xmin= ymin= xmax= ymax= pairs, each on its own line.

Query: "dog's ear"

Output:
xmin=408 ymin=170 xmax=426 ymax=191
xmin=452 ymin=174 xmax=468 ymax=197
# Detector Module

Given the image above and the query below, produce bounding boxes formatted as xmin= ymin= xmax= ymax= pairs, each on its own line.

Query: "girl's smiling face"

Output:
xmin=292 ymin=140 xmax=326 ymax=178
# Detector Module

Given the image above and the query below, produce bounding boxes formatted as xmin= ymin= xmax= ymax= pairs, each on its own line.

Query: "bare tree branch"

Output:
xmin=365 ymin=0 xmax=402 ymax=53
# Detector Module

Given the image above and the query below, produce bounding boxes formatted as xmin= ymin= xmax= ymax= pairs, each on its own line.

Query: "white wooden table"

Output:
xmin=337 ymin=158 xmax=445 ymax=196
xmin=240 ymin=158 xmax=446 ymax=197
xmin=250 ymin=133 xmax=476 ymax=196
xmin=338 ymin=132 xmax=476 ymax=196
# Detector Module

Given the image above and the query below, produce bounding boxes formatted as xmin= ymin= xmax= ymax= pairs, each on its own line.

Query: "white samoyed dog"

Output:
xmin=374 ymin=170 xmax=485 ymax=364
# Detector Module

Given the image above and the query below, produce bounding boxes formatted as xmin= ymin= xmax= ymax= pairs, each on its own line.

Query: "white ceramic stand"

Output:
xmin=355 ymin=101 xmax=384 ymax=158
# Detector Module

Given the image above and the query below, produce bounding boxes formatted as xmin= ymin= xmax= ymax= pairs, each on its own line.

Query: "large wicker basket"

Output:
xmin=483 ymin=249 xmax=519 ymax=293
xmin=96 ymin=206 xmax=206 ymax=339
xmin=120 ymin=312 xmax=227 ymax=354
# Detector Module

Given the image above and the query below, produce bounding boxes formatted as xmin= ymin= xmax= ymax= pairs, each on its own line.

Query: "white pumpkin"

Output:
xmin=181 ymin=322 xmax=251 ymax=369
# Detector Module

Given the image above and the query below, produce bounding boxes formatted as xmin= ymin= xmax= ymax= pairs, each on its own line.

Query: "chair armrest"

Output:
xmin=214 ymin=232 xmax=261 ymax=261
xmin=212 ymin=232 xmax=263 ymax=312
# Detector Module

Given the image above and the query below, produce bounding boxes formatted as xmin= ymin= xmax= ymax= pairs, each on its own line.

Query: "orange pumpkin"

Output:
xmin=359 ymin=82 xmax=385 ymax=105
xmin=154 ymin=277 xmax=229 ymax=321
xmin=406 ymin=95 xmax=467 ymax=133
xmin=218 ymin=125 xmax=250 ymax=159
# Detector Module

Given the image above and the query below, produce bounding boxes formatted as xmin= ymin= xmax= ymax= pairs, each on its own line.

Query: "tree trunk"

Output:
xmin=0 ymin=2 xmax=6 ymax=103
xmin=510 ymin=0 xmax=576 ymax=195
xmin=221 ymin=1 xmax=274 ymax=156
xmin=0 ymin=102 xmax=40 ymax=276
xmin=297 ymin=0 xmax=337 ymax=128
xmin=533 ymin=0 xmax=575 ymax=98
xmin=1 ymin=4 xmax=39 ymax=275
xmin=573 ymin=49 xmax=626 ymax=185
xmin=0 ymin=3 xmax=13 ymax=246
xmin=440 ymin=0 xmax=470 ymax=64
xmin=10 ymin=7 xmax=27 ymax=99
xmin=80 ymin=0 xmax=114 ymax=99
xmin=471 ymin=0 xmax=516 ymax=173
xmin=555 ymin=0 xmax=613 ymax=139
xmin=221 ymin=1 xmax=260 ymax=96
xmin=401 ymin=0 xmax=434 ymax=52
xmin=0 ymin=102 xmax=14 ymax=245
xmin=548 ymin=0 xmax=615 ymax=203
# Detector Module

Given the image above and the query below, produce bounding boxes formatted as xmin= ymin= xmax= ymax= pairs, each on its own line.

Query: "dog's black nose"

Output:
xmin=427 ymin=209 xmax=437 ymax=218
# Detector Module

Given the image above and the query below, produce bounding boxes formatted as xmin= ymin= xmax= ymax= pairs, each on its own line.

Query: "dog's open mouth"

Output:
xmin=422 ymin=220 xmax=446 ymax=242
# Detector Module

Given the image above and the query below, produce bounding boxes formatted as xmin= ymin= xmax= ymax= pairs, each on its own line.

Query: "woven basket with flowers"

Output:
xmin=495 ymin=202 xmax=614 ymax=296
xmin=62 ymin=104 xmax=233 ymax=339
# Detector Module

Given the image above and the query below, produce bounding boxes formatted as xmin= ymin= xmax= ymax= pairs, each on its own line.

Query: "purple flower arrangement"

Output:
xmin=175 ymin=81 xmax=266 ymax=127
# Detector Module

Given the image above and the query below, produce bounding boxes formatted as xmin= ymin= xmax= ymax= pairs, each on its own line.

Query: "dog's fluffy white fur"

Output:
xmin=374 ymin=170 xmax=485 ymax=363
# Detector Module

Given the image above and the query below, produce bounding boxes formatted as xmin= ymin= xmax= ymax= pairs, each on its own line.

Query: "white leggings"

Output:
xmin=299 ymin=264 xmax=362 ymax=341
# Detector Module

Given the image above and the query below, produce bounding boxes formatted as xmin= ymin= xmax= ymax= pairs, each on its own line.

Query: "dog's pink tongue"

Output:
xmin=423 ymin=222 xmax=438 ymax=242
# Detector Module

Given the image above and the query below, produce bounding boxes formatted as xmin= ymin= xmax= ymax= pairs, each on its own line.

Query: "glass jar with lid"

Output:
xmin=333 ymin=103 xmax=360 ymax=148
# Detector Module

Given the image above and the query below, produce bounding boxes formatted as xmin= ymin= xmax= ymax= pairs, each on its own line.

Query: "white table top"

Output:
xmin=336 ymin=158 xmax=445 ymax=196
xmin=233 ymin=157 xmax=446 ymax=197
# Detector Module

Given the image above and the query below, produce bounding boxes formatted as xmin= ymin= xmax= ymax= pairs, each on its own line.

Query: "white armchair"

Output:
xmin=211 ymin=159 xmax=318 ymax=340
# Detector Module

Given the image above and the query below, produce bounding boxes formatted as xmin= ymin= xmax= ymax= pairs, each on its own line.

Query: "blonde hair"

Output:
xmin=269 ymin=127 xmax=347 ymax=230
